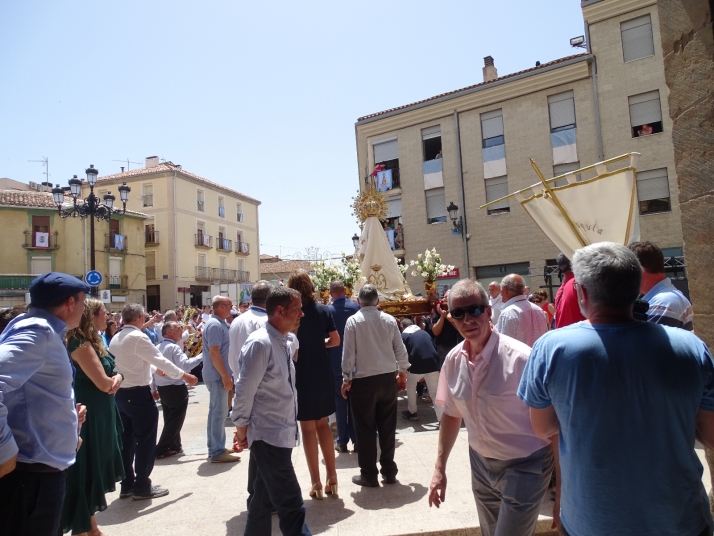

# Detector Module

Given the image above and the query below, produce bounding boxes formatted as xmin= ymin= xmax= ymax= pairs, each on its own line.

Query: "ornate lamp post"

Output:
xmin=447 ymin=201 xmax=464 ymax=235
xmin=351 ymin=233 xmax=360 ymax=250
xmin=52 ymin=165 xmax=131 ymax=295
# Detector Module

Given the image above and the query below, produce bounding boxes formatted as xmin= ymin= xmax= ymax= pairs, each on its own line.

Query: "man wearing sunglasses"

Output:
xmin=428 ymin=279 xmax=554 ymax=536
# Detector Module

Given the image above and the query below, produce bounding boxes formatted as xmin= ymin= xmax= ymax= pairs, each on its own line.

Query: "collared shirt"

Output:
xmin=436 ymin=329 xmax=549 ymax=460
xmin=109 ymin=325 xmax=185 ymax=388
xmin=341 ymin=306 xmax=410 ymax=381
xmin=153 ymin=339 xmax=203 ymax=387
xmin=401 ymin=325 xmax=440 ymax=375
xmin=328 ymin=297 xmax=360 ymax=376
xmin=228 ymin=306 xmax=267 ymax=378
xmin=495 ymin=295 xmax=548 ymax=347
xmin=201 ymin=314 xmax=231 ymax=381
xmin=489 ymin=294 xmax=503 ymax=324
xmin=642 ymin=277 xmax=693 ymax=330
xmin=231 ymin=323 xmax=299 ymax=449
xmin=0 ymin=307 xmax=78 ymax=470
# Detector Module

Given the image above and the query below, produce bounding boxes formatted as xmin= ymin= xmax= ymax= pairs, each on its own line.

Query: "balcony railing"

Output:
xmin=23 ymin=231 xmax=60 ymax=250
xmin=195 ymin=267 xmax=251 ymax=283
xmin=196 ymin=266 xmax=213 ymax=281
xmin=105 ymin=233 xmax=128 ymax=251
xmin=235 ymin=241 xmax=250 ymax=255
xmin=217 ymin=238 xmax=233 ymax=252
xmin=142 ymin=194 xmax=154 ymax=207
xmin=145 ymin=230 xmax=159 ymax=246
xmin=237 ymin=270 xmax=250 ymax=282
xmin=195 ymin=233 xmax=213 ymax=248
xmin=146 ymin=266 xmax=156 ymax=280
xmin=108 ymin=274 xmax=128 ymax=289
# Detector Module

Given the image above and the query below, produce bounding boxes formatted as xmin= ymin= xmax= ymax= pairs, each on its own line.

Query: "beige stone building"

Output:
xmin=259 ymin=255 xmax=313 ymax=285
xmin=0 ymin=190 xmax=148 ymax=311
xmin=87 ymin=157 xmax=261 ymax=311
xmin=355 ymin=0 xmax=687 ymax=299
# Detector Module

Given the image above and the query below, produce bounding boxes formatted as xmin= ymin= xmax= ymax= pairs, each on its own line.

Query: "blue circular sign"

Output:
xmin=85 ymin=270 xmax=103 ymax=287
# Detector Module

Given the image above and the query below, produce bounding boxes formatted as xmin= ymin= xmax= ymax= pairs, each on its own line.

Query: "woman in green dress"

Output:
xmin=61 ymin=298 xmax=125 ymax=536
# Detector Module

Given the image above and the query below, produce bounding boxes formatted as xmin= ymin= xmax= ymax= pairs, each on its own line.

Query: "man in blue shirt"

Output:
xmin=328 ymin=280 xmax=359 ymax=453
xmin=518 ymin=242 xmax=714 ymax=536
xmin=202 ymin=295 xmax=240 ymax=463
xmin=0 ymin=272 xmax=90 ymax=535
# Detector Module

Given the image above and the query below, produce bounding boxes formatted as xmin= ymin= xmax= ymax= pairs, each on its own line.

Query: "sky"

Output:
xmin=0 ymin=1 xmax=585 ymax=260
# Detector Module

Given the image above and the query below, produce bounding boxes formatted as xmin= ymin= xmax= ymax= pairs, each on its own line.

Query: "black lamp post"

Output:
xmin=447 ymin=201 xmax=464 ymax=235
xmin=351 ymin=233 xmax=360 ymax=249
xmin=52 ymin=165 xmax=131 ymax=296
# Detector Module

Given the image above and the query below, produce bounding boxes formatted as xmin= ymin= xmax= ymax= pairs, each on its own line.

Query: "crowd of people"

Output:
xmin=0 ymin=240 xmax=712 ymax=536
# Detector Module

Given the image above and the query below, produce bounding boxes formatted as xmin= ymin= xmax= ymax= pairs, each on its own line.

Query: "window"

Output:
xmin=142 ymin=184 xmax=153 ymax=207
xmin=481 ymin=110 xmax=504 ymax=148
xmin=422 ymin=126 xmax=442 ymax=161
xmin=197 ymin=190 xmax=205 ymax=212
xmin=198 ymin=253 xmax=207 ymax=267
xmin=548 ymin=91 xmax=576 ymax=132
xmin=236 ymin=203 xmax=243 ymax=222
xmin=485 ymin=176 xmax=510 ymax=215
xmin=109 ymin=219 xmax=120 ymax=239
xmin=218 ymin=196 xmax=225 ymax=218
xmin=553 ymin=162 xmax=582 ymax=187
xmin=31 ymin=256 xmax=52 ymax=274
xmin=373 ymin=136 xmax=400 ymax=189
xmin=385 ymin=196 xmax=403 ymax=249
xmin=32 ymin=215 xmax=50 ymax=247
xmin=219 ymin=256 xmax=227 ymax=271
xmin=629 ymin=90 xmax=663 ymax=137
xmin=621 ymin=14 xmax=655 ymax=62
xmin=637 ymin=168 xmax=670 ymax=214
xmin=425 ymin=187 xmax=447 ymax=224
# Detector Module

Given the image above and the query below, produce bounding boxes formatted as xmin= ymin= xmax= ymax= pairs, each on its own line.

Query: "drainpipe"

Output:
xmin=173 ymin=171 xmax=179 ymax=308
xmin=585 ymin=21 xmax=605 ymax=161
xmin=453 ymin=111 xmax=470 ymax=275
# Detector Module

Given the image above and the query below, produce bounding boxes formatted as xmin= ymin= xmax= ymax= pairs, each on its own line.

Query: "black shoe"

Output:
xmin=335 ymin=442 xmax=348 ymax=453
xmin=382 ymin=475 xmax=397 ymax=485
xmin=119 ymin=487 xmax=134 ymax=499
xmin=402 ymin=410 xmax=419 ymax=421
xmin=156 ymin=449 xmax=178 ymax=459
xmin=133 ymin=486 xmax=169 ymax=500
xmin=352 ymin=474 xmax=379 ymax=487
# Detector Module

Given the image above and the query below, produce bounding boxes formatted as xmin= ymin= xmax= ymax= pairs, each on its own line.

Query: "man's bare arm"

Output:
xmin=696 ymin=409 xmax=714 ymax=449
xmin=428 ymin=414 xmax=461 ymax=508
xmin=529 ymin=405 xmax=560 ymax=439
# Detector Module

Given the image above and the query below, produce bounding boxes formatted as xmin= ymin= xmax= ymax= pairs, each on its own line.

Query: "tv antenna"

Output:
xmin=112 ymin=158 xmax=142 ymax=171
xmin=28 ymin=156 xmax=49 ymax=182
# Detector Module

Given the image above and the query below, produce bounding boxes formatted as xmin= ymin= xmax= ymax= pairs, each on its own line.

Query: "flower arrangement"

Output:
xmin=310 ymin=260 xmax=341 ymax=291
xmin=339 ymin=253 xmax=362 ymax=287
xmin=409 ymin=248 xmax=454 ymax=282
xmin=394 ymin=257 xmax=408 ymax=278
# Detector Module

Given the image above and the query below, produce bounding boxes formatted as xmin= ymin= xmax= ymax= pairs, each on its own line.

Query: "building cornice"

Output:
xmin=582 ymin=0 xmax=657 ymax=24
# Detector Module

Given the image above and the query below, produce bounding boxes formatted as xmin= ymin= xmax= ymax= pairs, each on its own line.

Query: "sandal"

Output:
xmin=325 ymin=475 xmax=338 ymax=496
xmin=309 ymin=482 xmax=324 ymax=500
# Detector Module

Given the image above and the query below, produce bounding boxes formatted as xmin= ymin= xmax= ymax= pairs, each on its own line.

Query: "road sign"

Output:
xmin=85 ymin=270 xmax=103 ymax=287
xmin=100 ymin=290 xmax=111 ymax=303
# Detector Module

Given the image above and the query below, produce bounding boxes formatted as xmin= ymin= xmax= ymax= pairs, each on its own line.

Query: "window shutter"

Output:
xmin=110 ymin=219 xmax=120 ymax=233
xmin=621 ymin=15 xmax=655 ymax=62
xmin=548 ymin=91 xmax=576 ymax=130
xmin=637 ymin=168 xmax=670 ymax=201
xmin=373 ymin=137 xmax=398 ymax=163
xmin=481 ymin=110 xmax=504 ymax=139
xmin=31 ymin=257 xmax=52 ymax=274
xmin=425 ymin=188 xmax=447 ymax=219
xmin=485 ymin=176 xmax=509 ymax=209
xmin=386 ymin=196 xmax=402 ymax=218
xmin=629 ymin=91 xmax=662 ymax=126
xmin=421 ymin=125 xmax=441 ymax=140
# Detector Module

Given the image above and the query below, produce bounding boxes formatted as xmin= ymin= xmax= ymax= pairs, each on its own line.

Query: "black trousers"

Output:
xmin=349 ymin=372 xmax=398 ymax=479
xmin=115 ymin=386 xmax=158 ymax=495
xmin=156 ymin=384 xmax=189 ymax=454
xmin=0 ymin=465 xmax=66 ymax=536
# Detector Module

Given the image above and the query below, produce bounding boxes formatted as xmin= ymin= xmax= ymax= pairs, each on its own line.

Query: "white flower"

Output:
xmin=417 ymin=254 xmax=422 ymax=259
xmin=422 ymin=271 xmax=428 ymax=278
xmin=411 ymin=270 xmax=419 ymax=277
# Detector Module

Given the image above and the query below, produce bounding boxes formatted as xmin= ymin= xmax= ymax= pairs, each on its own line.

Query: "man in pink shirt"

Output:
xmin=428 ymin=279 xmax=555 ymax=536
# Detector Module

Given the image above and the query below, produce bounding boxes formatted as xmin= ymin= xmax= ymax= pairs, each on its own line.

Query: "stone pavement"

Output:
xmin=95 ymin=384 xmax=711 ymax=536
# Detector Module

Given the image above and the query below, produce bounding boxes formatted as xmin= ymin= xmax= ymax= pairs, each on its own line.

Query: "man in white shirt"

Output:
xmin=495 ymin=274 xmax=548 ymax=347
xmin=341 ymin=284 xmax=410 ymax=487
xmin=110 ymin=303 xmax=197 ymax=500
xmin=488 ymin=281 xmax=503 ymax=324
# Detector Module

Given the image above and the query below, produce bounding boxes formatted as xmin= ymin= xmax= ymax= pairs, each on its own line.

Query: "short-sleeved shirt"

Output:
xmin=297 ymin=302 xmax=336 ymax=363
xmin=554 ymin=271 xmax=585 ymax=328
xmin=518 ymin=321 xmax=714 ymax=536
xmin=642 ymin=277 xmax=693 ymax=330
xmin=201 ymin=314 xmax=231 ymax=382
xmin=431 ymin=313 xmax=462 ymax=352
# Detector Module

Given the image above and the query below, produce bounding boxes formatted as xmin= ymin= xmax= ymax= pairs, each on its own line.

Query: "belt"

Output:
xmin=120 ymin=385 xmax=151 ymax=391
xmin=15 ymin=462 xmax=62 ymax=473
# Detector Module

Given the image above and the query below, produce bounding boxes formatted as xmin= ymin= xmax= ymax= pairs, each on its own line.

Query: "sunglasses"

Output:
xmin=450 ymin=303 xmax=487 ymax=320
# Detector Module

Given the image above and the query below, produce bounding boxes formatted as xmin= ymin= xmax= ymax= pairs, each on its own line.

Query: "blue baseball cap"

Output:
xmin=29 ymin=272 xmax=91 ymax=308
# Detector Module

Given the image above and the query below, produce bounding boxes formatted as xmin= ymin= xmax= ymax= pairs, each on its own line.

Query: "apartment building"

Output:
xmin=87 ymin=157 xmax=261 ymax=310
xmin=0 ymin=190 xmax=147 ymax=310
xmin=354 ymin=0 xmax=687 ymax=298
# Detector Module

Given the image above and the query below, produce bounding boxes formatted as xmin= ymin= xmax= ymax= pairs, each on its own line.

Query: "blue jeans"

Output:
xmin=245 ymin=440 xmax=311 ymax=536
xmin=205 ymin=380 xmax=229 ymax=459
xmin=334 ymin=377 xmax=355 ymax=447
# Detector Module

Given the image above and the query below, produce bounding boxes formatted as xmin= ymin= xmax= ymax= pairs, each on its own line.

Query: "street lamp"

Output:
xmin=351 ymin=233 xmax=360 ymax=249
xmin=51 ymin=165 xmax=131 ymax=296
xmin=447 ymin=201 xmax=463 ymax=235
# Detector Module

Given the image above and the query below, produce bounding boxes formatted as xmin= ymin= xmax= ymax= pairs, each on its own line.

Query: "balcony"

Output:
xmin=235 ymin=241 xmax=250 ymax=255
xmin=23 ymin=231 xmax=60 ymax=251
xmin=217 ymin=238 xmax=233 ymax=252
xmin=146 ymin=266 xmax=156 ymax=280
xmin=107 ymin=274 xmax=128 ymax=290
xmin=195 ymin=233 xmax=213 ymax=249
xmin=142 ymin=194 xmax=154 ymax=207
xmin=105 ymin=233 xmax=128 ymax=252
xmin=145 ymin=230 xmax=159 ymax=246
xmin=196 ymin=266 xmax=213 ymax=281
xmin=195 ymin=267 xmax=251 ymax=283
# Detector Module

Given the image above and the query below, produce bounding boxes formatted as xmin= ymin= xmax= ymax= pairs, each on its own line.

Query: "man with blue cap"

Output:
xmin=0 ymin=271 xmax=90 ymax=535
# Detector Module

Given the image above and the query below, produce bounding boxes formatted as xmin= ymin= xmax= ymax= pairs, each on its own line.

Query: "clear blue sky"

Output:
xmin=0 ymin=1 xmax=584 ymax=259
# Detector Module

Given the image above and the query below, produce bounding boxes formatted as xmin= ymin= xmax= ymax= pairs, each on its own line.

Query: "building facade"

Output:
xmin=0 ymin=190 xmax=147 ymax=310
xmin=87 ymin=157 xmax=261 ymax=311
xmin=354 ymin=0 xmax=687 ymax=299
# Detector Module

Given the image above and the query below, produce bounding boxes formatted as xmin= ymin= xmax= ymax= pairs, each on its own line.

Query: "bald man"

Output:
xmin=494 ymin=275 xmax=548 ymax=347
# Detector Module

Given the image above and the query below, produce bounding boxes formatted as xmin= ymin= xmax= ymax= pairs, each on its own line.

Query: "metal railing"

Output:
xmin=23 ymin=231 xmax=59 ymax=250
xmin=237 ymin=270 xmax=250 ymax=282
xmin=105 ymin=233 xmax=128 ymax=251
xmin=145 ymin=230 xmax=159 ymax=245
xmin=194 ymin=267 xmax=251 ymax=283
xmin=235 ymin=241 xmax=250 ymax=254
xmin=196 ymin=266 xmax=212 ymax=280
xmin=146 ymin=266 xmax=156 ymax=280
xmin=217 ymin=238 xmax=233 ymax=252
xmin=195 ymin=233 xmax=213 ymax=248
xmin=108 ymin=274 xmax=128 ymax=289
xmin=0 ymin=274 xmax=40 ymax=289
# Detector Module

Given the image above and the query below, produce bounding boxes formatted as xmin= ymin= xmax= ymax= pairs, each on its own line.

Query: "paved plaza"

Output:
xmin=95 ymin=383 xmax=711 ymax=536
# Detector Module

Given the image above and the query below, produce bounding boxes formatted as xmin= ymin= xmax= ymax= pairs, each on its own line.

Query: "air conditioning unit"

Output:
xmin=237 ymin=212 xmax=243 ymax=222
xmin=29 ymin=181 xmax=39 ymax=190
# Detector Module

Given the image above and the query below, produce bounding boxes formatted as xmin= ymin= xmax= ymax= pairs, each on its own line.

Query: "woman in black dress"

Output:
xmin=287 ymin=272 xmax=340 ymax=499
